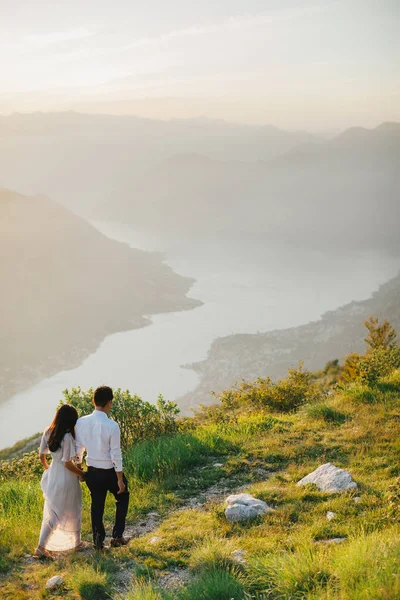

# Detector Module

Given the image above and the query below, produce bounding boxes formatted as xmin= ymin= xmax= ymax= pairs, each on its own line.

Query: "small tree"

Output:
xmin=364 ymin=316 xmax=397 ymax=351
xmin=340 ymin=352 xmax=362 ymax=383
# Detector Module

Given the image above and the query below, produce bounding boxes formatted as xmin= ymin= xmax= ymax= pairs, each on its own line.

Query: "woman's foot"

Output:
xmin=33 ymin=547 xmax=53 ymax=560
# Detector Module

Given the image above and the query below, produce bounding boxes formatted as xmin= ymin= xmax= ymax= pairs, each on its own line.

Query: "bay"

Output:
xmin=0 ymin=221 xmax=398 ymax=448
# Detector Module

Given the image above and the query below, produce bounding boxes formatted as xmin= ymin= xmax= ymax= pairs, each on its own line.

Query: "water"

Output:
xmin=1 ymin=221 xmax=398 ymax=448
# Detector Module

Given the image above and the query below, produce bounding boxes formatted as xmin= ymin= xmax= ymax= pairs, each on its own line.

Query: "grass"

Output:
xmin=0 ymin=372 xmax=399 ymax=599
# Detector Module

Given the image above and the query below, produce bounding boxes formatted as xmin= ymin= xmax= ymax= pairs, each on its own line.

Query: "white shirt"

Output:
xmin=75 ymin=410 xmax=123 ymax=472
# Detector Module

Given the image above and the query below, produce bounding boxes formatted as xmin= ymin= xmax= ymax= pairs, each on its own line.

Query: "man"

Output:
xmin=75 ymin=385 xmax=130 ymax=549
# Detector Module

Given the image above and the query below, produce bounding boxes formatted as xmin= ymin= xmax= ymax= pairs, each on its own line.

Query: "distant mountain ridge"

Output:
xmin=0 ymin=111 xmax=318 ymax=217
xmin=106 ymin=121 xmax=400 ymax=254
xmin=0 ymin=188 xmax=200 ymax=403
xmin=179 ymin=271 xmax=400 ymax=409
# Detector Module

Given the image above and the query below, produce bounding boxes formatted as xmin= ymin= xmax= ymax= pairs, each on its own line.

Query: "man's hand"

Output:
xmin=116 ymin=472 xmax=126 ymax=494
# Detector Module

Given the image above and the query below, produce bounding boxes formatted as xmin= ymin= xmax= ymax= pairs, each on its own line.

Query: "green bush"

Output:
xmin=62 ymin=388 xmax=180 ymax=449
xmin=215 ymin=365 xmax=317 ymax=414
xmin=359 ymin=346 xmax=400 ymax=385
xmin=342 ymin=383 xmax=376 ymax=404
xmin=0 ymin=450 xmax=42 ymax=482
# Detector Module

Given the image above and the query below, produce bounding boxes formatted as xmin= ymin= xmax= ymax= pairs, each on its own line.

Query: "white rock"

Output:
xmin=225 ymin=493 xmax=273 ymax=522
xmin=226 ymin=493 xmax=264 ymax=506
xmin=353 ymin=496 xmax=361 ymax=503
xmin=326 ymin=511 xmax=336 ymax=521
xmin=149 ymin=536 xmax=162 ymax=544
xmin=45 ymin=576 xmax=64 ymax=590
xmin=297 ymin=463 xmax=357 ymax=493
xmin=213 ymin=463 xmax=224 ymax=468
xmin=231 ymin=549 xmax=246 ymax=564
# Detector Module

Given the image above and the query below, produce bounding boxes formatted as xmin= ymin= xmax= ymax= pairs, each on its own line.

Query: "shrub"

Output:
xmin=358 ymin=346 xmax=400 ymax=385
xmin=0 ymin=450 xmax=42 ymax=482
xmin=341 ymin=352 xmax=363 ymax=383
xmin=342 ymin=384 xmax=376 ymax=404
xmin=364 ymin=316 xmax=398 ymax=351
xmin=62 ymin=388 xmax=179 ymax=449
xmin=215 ymin=365 xmax=317 ymax=414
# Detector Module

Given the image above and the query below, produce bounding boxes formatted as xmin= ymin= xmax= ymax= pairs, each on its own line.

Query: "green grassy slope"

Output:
xmin=1 ymin=369 xmax=399 ymax=599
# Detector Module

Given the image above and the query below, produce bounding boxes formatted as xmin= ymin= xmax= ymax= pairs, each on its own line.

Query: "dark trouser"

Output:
xmin=85 ymin=467 xmax=129 ymax=546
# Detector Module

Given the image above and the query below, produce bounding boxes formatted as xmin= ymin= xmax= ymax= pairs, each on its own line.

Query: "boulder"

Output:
xmin=297 ymin=463 xmax=357 ymax=492
xmin=45 ymin=576 xmax=64 ymax=590
xmin=225 ymin=493 xmax=273 ymax=523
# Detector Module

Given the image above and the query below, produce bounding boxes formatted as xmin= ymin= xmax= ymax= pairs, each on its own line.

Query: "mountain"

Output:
xmin=0 ymin=188 xmax=200 ymax=402
xmin=0 ymin=112 xmax=316 ymax=217
xmin=108 ymin=122 xmax=400 ymax=254
xmin=179 ymin=271 xmax=400 ymax=409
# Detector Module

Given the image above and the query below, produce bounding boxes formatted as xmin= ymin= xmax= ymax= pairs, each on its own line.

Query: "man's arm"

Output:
xmin=110 ymin=424 xmax=125 ymax=494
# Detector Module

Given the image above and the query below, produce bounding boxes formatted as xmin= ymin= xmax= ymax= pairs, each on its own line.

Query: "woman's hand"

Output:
xmin=39 ymin=453 xmax=49 ymax=470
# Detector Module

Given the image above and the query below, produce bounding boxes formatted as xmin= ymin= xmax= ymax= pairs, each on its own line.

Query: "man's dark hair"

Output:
xmin=93 ymin=385 xmax=113 ymax=407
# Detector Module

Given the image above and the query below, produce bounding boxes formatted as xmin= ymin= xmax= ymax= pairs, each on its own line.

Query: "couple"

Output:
xmin=34 ymin=386 xmax=130 ymax=558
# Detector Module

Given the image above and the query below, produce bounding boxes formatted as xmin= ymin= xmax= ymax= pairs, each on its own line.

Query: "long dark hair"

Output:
xmin=47 ymin=404 xmax=79 ymax=452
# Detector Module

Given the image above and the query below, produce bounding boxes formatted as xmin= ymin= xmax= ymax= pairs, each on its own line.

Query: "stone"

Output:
xmin=231 ymin=549 xmax=246 ymax=564
xmin=225 ymin=493 xmax=273 ymax=522
xmin=353 ymin=496 xmax=361 ymax=503
xmin=149 ymin=536 xmax=162 ymax=545
xmin=326 ymin=511 xmax=336 ymax=520
xmin=297 ymin=463 xmax=357 ymax=493
xmin=213 ymin=463 xmax=224 ymax=468
xmin=45 ymin=576 xmax=64 ymax=590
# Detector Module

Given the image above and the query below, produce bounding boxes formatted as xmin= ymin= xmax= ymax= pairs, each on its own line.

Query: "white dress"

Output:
xmin=39 ymin=431 xmax=82 ymax=551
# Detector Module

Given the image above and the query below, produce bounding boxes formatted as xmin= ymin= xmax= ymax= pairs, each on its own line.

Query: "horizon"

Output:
xmin=0 ymin=109 xmax=399 ymax=137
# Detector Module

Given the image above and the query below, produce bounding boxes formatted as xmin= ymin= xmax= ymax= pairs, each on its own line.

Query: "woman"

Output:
xmin=34 ymin=404 xmax=83 ymax=558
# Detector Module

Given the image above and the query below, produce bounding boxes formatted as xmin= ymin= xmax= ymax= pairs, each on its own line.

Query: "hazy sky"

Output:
xmin=1 ymin=0 xmax=399 ymax=130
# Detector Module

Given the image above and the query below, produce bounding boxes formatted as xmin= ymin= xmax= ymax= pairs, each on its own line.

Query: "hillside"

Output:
xmin=179 ymin=271 xmax=400 ymax=409
xmin=0 ymin=359 xmax=399 ymax=598
xmin=0 ymin=112 xmax=316 ymax=218
xmin=0 ymin=188 xmax=200 ymax=403
xmin=108 ymin=122 xmax=400 ymax=254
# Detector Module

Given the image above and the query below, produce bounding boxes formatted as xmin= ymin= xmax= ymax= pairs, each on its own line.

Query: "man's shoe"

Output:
xmin=110 ymin=537 xmax=129 ymax=548
xmin=94 ymin=533 xmax=104 ymax=551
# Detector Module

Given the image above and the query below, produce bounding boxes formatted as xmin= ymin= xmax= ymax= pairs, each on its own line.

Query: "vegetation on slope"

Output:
xmin=0 ymin=317 xmax=399 ymax=599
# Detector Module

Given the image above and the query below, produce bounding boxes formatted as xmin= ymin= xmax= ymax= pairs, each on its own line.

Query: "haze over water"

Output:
xmin=1 ymin=220 xmax=398 ymax=448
